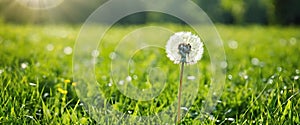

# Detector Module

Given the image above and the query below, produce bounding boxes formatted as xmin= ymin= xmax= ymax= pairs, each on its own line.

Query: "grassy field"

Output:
xmin=0 ymin=23 xmax=299 ymax=124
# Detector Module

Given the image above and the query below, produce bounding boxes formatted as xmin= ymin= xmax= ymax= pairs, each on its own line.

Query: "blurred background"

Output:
xmin=0 ymin=0 xmax=299 ymax=25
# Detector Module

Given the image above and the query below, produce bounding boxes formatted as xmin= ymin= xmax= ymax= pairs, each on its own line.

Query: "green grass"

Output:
xmin=0 ymin=23 xmax=299 ymax=124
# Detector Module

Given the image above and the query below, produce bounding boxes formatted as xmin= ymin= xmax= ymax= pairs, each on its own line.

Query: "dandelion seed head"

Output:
xmin=228 ymin=74 xmax=233 ymax=80
xmin=64 ymin=46 xmax=73 ymax=55
xmin=220 ymin=61 xmax=228 ymax=68
xmin=0 ymin=69 xmax=4 ymax=74
xmin=118 ymin=80 xmax=124 ymax=85
xmin=46 ymin=44 xmax=54 ymax=51
xmin=228 ymin=40 xmax=238 ymax=49
xmin=109 ymin=52 xmax=117 ymax=60
xmin=289 ymin=37 xmax=296 ymax=45
xmin=166 ymin=32 xmax=204 ymax=65
xmin=126 ymin=76 xmax=132 ymax=82
xmin=294 ymin=75 xmax=299 ymax=80
xmin=251 ymin=58 xmax=259 ymax=66
xmin=21 ymin=62 xmax=28 ymax=69
xmin=91 ymin=50 xmax=99 ymax=57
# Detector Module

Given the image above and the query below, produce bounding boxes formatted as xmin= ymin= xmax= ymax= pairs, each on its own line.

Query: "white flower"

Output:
xmin=166 ymin=32 xmax=204 ymax=65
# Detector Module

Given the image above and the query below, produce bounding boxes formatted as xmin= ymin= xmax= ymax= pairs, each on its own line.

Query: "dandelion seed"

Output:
xmin=289 ymin=37 xmax=296 ymax=45
xmin=46 ymin=44 xmax=54 ymax=51
xmin=64 ymin=46 xmax=73 ymax=55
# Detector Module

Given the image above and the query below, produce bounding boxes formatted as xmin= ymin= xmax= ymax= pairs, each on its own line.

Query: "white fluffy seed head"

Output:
xmin=166 ymin=32 xmax=204 ymax=65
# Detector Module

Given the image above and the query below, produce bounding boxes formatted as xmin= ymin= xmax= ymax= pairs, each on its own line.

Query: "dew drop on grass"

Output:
xmin=228 ymin=40 xmax=238 ymax=49
xmin=225 ymin=109 xmax=232 ymax=114
xmin=64 ymin=46 xmax=73 ymax=55
xmin=43 ymin=93 xmax=49 ymax=98
xmin=46 ymin=44 xmax=54 ymax=51
xmin=29 ymin=82 xmax=36 ymax=86
xmin=226 ymin=118 xmax=235 ymax=122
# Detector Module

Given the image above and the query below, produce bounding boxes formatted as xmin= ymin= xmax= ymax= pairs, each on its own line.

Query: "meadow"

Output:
xmin=0 ymin=22 xmax=299 ymax=124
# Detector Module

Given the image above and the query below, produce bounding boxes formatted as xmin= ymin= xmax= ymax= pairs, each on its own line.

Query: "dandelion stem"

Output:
xmin=177 ymin=62 xmax=184 ymax=123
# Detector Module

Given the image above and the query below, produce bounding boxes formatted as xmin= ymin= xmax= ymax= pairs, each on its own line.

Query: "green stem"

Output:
xmin=177 ymin=62 xmax=184 ymax=123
